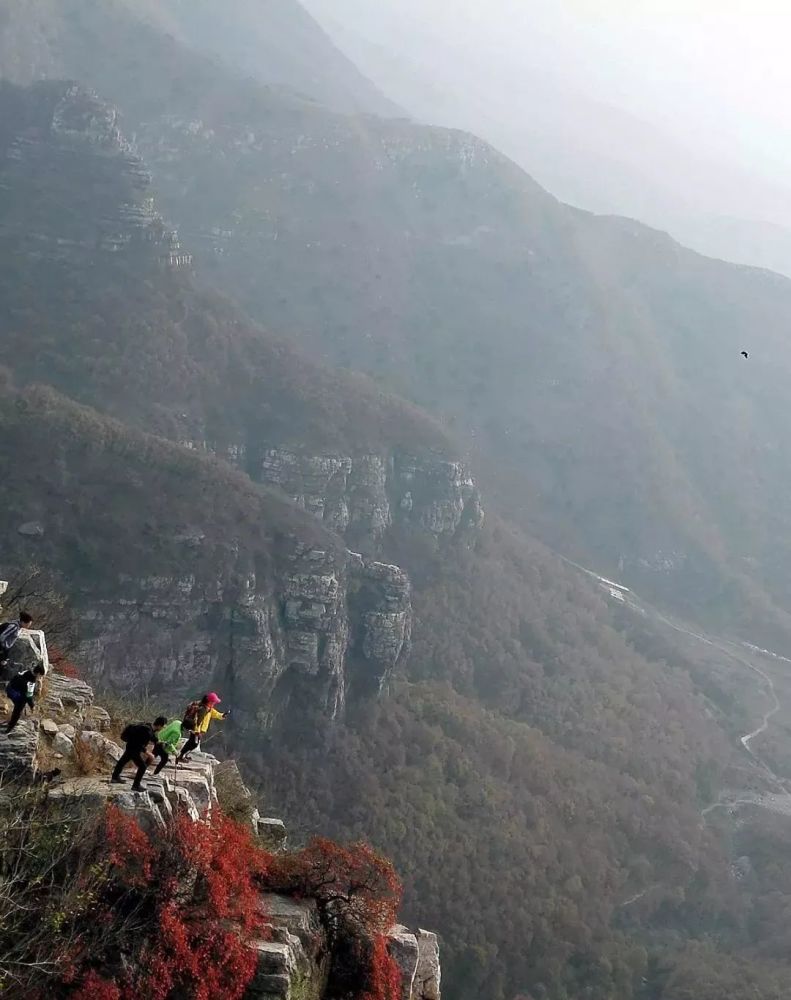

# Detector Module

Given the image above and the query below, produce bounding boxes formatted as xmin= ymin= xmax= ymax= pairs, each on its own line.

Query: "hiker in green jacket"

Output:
xmin=153 ymin=718 xmax=184 ymax=775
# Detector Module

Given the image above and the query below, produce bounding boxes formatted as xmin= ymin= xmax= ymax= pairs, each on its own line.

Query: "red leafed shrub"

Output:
xmin=135 ymin=812 xmax=270 ymax=1000
xmin=364 ymin=933 xmax=403 ymax=1000
xmin=268 ymin=837 xmax=402 ymax=934
xmin=69 ymin=971 xmax=122 ymax=1000
xmin=61 ymin=807 xmax=272 ymax=1000
xmin=49 ymin=647 xmax=81 ymax=678
xmin=267 ymin=837 xmax=403 ymax=1000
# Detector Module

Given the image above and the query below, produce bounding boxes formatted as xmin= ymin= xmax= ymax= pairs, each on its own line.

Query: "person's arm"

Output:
xmin=210 ymin=707 xmax=225 ymax=721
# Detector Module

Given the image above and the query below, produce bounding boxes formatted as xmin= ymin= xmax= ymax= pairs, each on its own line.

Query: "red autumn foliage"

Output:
xmin=49 ymin=647 xmax=81 ymax=678
xmin=364 ymin=934 xmax=403 ymax=1000
xmin=69 ymin=971 xmax=122 ymax=1000
xmin=268 ymin=837 xmax=403 ymax=1000
xmin=268 ymin=837 xmax=402 ymax=935
xmin=62 ymin=807 xmax=272 ymax=1000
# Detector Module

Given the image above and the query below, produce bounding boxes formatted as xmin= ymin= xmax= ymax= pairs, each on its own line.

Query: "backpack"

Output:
xmin=121 ymin=724 xmax=134 ymax=742
xmin=182 ymin=701 xmax=203 ymax=731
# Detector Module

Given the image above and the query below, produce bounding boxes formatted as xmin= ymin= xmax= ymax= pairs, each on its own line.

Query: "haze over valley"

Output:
xmin=3 ymin=3 xmax=791 ymax=998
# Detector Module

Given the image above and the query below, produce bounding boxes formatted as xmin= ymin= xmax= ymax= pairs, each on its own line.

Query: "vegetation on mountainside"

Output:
xmin=0 ymin=79 xmax=450 ymax=459
xmin=0 ymin=793 xmax=402 ymax=1000
xmin=3 ymin=12 xmax=791 ymax=999
xmin=246 ymin=522 xmax=791 ymax=1000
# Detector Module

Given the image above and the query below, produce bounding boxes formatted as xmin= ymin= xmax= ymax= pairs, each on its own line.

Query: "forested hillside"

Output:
xmin=4 ymin=4 xmax=791 ymax=1000
xmin=4 ymin=0 xmax=790 ymax=633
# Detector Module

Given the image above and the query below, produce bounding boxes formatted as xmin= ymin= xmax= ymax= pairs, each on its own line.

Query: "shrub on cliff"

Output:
xmin=0 ymin=795 xmax=270 ymax=999
xmin=1 ymin=793 xmax=405 ymax=1000
xmin=267 ymin=837 xmax=403 ymax=1000
xmin=65 ymin=807 xmax=270 ymax=1000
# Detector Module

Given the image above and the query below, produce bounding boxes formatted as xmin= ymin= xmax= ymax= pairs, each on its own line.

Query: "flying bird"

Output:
xmin=741 ymin=351 xmax=749 ymax=359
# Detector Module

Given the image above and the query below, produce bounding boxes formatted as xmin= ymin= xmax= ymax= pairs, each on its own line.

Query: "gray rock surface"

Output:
xmin=256 ymin=816 xmax=287 ymax=849
xmin=415 ymin=930 xmax=442 ymax=1000
xmin=17 ymin=521 xmax=45 ymax=537
xmin=0 ymin=720 xmax=38 ymax=779
xmin=52 ymin=731 xmax=74 ymax=756
xmin=388 ymin=925 xmax=419 ymax=1000
xmin=246 ymin=894 xmax=328 ymax=1000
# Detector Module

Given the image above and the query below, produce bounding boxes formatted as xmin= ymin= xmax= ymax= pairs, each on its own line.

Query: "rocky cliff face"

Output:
xmin=0 ymin=669 xmax=442 ymax=1000
xmin=258 ymin=448 xmax=484 ymax=549
xmin=0 ymin=82 xmax=182 ymax=265
xmin=77 ymin=537 xmax=413 ymax=729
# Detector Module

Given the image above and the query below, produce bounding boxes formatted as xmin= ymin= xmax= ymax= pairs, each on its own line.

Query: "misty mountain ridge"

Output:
xmin=5 ymin=5 xmax=791 ymax=1000
xmin=304 ymin=0 xmax=791 ymax=278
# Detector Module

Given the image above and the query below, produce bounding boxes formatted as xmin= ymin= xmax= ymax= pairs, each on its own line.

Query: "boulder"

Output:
xmin=41 ymin=719 xmax=59 ymax=736
xmin=42 ymin=674 xmax=94 ymax=718
xmin=52 ymin=731 xmax=74 ymax=756
xmin=60 ymin=723 xmax=76 ymax=739
xmin=85 ymin=705 xmax=112 ymax=731
xmin=388 ymin=925 xmax=419 ymax=1000
xmin=79 ymin=730 xmax=123 ymax=764
xmin=17 ymin=521 xmax=44 ymax=537
xmin=256 ymin=816 xmax=287 ymax=850
xmin=0 ymin=720 xmax=38 ymax=779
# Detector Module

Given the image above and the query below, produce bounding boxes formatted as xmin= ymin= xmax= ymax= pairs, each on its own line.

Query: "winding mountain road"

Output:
xmin=562 ymin=556 xmax=791 ymax=815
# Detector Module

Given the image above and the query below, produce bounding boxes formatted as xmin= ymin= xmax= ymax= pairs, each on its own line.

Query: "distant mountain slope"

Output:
xmin=2 ymin=44 xmax=791 ymax=1000
xmin=0 ymin=80 xmax=446 ymax=460
xmin=303 ymin=0 xmax=791 ymax=275
xmin=131 ymin=0 xmax=400 ymax=116
xmin=0 ymin=0 xmax=398 ymax=115
xmin=5 ymin=2 xmax=791 ymax=637
xmin=115 ymin=83 xmax=791 ymax=639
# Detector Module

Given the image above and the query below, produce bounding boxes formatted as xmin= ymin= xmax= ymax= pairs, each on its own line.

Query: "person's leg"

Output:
xmin=111 ymin=747 xmax=134 ymax=782
xmin=153 ymin=745 xmax=169 ymax=775
xmin=5 ymin=693 xmax=25 ymax=732
xmin=177 ymin=732 xmax=198 ymax=761
xmin=131 ymin=752 xmax=149 ymax=791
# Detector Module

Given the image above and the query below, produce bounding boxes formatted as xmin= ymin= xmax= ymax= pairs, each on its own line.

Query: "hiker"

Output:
xmin=0 ymin=611 xmax=33 ymax=672
xmin=152 ymin=717 xmax=183 ymax=775
xmin=177 ymin=692 xmax=228 ymax=763
xmin=111 ymin=717 xmax=167 ymax=792
xmin=5 ymin=663 xmax=45 ymax=732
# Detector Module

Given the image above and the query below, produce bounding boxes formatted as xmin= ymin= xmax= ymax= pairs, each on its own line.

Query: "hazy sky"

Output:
xmin=305 ymin=0 xmax=791 ymax=177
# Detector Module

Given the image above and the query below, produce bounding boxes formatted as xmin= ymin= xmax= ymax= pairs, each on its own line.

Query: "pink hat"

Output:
xmin=205 ymin=692 xmax=222 ymax=705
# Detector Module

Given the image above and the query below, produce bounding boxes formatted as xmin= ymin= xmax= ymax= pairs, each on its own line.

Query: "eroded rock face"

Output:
xmin=415 ymin=930 xmax=442 ymax=1000
xmin=388 ymin=926 xmax=419 ymax=1000
xmin=247 ymin=895 xmax=328 ymax=1000
xmin=78 ymin=540 xmax=411 ymax=730
xmin=258 ymin=448 xmax=484 ymax=548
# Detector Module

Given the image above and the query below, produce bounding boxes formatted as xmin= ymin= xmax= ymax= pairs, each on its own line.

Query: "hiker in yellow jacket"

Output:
xmin=176 ymin=692 xmax=228 ymax=762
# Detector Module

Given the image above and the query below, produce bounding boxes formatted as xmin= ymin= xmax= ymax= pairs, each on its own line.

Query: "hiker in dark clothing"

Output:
xmin=111 ymin=717 xmax=167 ymax=792
xmin=5 ymin=663 xmax=45 ymax=732
xmin=0 ymin=611 xmax=33 ymax=671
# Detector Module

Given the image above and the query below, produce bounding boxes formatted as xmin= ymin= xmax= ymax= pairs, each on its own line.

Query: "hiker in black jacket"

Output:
xmin=0 ymin=611 xmax=33 ymax=672
xmin=111 ymin=717 xmax=167 ymax=792
xmin=5 ymin=664 xmax=45 ymax=732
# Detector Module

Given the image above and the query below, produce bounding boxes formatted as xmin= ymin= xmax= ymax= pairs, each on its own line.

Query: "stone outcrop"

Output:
xmin=387 ymin=926 xmax=442 ymax=1000
xmin=415 ymin=931 xmax=442 ymax=1000
xmin=0 ymin=82 xmax=182 ymax=267
xmin=249 ymin=895 xmax=329 ymax=1000
xmin=258 ymin=448 xmax=483 ymax=548
xmin=77 ymin=538 xmax=412 ymax=730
